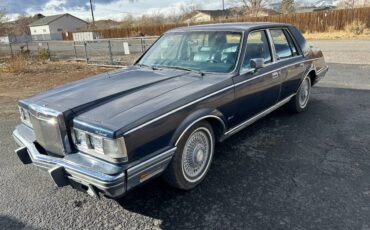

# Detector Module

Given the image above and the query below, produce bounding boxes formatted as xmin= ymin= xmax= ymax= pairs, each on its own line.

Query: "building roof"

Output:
xmin=197 ymin=10 xmax=232 ymax=17
xmin=28 ymin=13 xmax=87 ymax=27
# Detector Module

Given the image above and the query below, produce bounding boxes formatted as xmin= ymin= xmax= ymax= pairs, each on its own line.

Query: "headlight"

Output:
xmin=72 ymin=128 xmax=128 ymax=162
xmin=19 ymin=106 xmax=32 ymax=127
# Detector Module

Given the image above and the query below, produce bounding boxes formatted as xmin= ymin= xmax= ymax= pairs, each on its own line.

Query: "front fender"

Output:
xmin=170 ymin=108 xmax=227 ymax=146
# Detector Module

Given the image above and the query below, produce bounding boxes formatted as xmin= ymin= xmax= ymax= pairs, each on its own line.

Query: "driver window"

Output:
xmin=241 ymin=30 xmax=272 ymax=73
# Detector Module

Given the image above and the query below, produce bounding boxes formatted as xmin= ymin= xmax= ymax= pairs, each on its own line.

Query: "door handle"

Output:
xmin=272 ymin=72 xmax=279 ymax=79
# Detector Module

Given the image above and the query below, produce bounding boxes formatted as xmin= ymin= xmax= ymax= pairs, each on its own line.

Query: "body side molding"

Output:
xmin=223 ymin=94 xmax=295 ymax=138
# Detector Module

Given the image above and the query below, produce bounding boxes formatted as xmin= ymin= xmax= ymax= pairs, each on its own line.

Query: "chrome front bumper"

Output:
xmin=13 ymin=124 xmax=175 ymax=198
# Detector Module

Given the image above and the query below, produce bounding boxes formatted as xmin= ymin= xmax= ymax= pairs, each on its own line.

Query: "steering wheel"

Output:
xmin=206 ymin=59 xmax=219 ymax=63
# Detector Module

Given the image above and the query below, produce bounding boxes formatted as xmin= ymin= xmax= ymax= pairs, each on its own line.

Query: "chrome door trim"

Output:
xmin=224 ymin=94 xmax=295 ymax=137
xmin=124 ymin=85 xmax=234 ymax=135
xmin=234 ymin=58 xmax=318 ymax=88
xmin=124 ymin=58 xmax=320 ymax=135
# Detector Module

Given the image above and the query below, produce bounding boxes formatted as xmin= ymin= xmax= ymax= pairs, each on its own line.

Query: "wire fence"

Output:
xmin=0 ymin=36 xmax=159 ymax=66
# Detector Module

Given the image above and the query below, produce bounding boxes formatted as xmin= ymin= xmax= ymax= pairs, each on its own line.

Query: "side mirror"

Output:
xmin=250 ymin=58 xmax=264 ymax=71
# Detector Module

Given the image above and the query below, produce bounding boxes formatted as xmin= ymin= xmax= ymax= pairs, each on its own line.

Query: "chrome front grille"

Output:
xmin=28 ymin=105 xmax=71 ymax=156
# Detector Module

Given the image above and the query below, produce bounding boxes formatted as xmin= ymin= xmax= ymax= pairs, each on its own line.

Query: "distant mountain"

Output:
xmin=268 ymin=0 xmax=339 ymax=10
xmin=309 ymin=0 xmax=339 ymax=7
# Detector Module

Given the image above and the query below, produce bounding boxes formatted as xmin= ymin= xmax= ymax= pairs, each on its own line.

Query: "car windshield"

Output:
xmin=138 ymin=31 xmax=243 ymax=73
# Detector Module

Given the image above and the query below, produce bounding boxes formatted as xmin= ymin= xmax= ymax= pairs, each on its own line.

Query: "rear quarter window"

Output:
xmin=270 ymin=29 xmax=294 ymax=59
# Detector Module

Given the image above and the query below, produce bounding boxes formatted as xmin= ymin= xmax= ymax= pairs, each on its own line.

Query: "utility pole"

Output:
xmin=222 ymin=0 xmax=225 ymax=11
xmin=89 ymin=0 xmax=95 ymax=27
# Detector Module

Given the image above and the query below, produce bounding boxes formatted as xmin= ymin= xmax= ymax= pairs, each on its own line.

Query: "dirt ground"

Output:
xmin=0 ymin=59 xmax=111 ymax=120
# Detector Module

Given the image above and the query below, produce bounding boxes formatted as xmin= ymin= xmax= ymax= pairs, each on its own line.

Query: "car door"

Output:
xmin=230 ymin=30 xmax=281 ymax=127
xmin=269 ymin=28 xmax=306 ymax=100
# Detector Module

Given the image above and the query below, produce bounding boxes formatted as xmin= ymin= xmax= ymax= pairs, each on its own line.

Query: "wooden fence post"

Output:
xmin=9 ymin=43 xmax=13 ymax=56
xmin=73 ymin=41 xmax=77 ymax=59
xmin=108 ymin=40 xmax=113 ymax=65
xmin=46 ymin=42 xmax=50 ymax=58
xmin=84 ymin=42 xmax=88 ymax=63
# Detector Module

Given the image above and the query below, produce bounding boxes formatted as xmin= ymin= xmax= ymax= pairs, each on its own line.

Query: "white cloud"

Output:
xmin=14 ymin=0 xmax=226 ymax=21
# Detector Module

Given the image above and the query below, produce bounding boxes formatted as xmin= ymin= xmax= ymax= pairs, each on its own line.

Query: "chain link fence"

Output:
xmin=0 ymin=36 xmax=159 ymax=66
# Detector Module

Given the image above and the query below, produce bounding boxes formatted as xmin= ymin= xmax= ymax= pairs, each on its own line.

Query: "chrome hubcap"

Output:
xmin=299 ymin=78 xmax=310 ymax=108
xmin=182 ymin=128 xmax=212 ymax=182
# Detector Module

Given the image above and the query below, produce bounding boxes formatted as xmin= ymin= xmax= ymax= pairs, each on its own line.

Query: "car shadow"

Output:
xmin=116 ymin=87 xmax=370 ymax=229
xmin=115 ymin=107 xmax=312 ymax=229
xmin=0 ymin=215 xmax=37 ymax=230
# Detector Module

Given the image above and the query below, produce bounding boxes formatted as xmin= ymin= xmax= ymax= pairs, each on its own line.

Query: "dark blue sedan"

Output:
xmin=13 ymin=22 xmax=328 ymax=198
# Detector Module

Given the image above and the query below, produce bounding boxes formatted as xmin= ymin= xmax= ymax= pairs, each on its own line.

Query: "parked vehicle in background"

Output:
xmin=13 ymin=22 xmax=328 ymax=198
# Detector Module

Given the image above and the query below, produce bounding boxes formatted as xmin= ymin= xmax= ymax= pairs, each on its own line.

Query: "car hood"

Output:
xmin=21 ymin=66 xmax=229 ymax=137
xmin=23 ymin=67 xmax=189 ymax=111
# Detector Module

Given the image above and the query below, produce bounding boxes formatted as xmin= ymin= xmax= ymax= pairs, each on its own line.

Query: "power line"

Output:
xmin=95 ymin=7 xmax=131 ymax=14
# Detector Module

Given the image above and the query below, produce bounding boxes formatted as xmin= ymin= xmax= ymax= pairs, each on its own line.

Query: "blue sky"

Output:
xmin=1 ymin=0 xmax=318 ymax=21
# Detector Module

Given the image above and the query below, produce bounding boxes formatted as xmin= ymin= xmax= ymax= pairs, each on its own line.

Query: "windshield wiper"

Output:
xmin=135 ymin=63 xmax=159 ymax=70
xmin=156 ymin=65 xmax=204 ymax=76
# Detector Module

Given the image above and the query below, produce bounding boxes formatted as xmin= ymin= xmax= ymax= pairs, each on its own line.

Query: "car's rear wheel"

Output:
xmin=163 ymin=121 xmax=215 ymax=190
xmin=286 ymin=76 xmax=311 ymax=113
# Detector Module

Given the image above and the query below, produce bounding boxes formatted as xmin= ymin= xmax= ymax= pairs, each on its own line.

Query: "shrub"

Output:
xmin=1 ymin=53 xmax=30 ymax=74
xmin=36 ymin=48 xmax=50 ymax=61
xmin=327 ymin=25 xmax=336 ymax=33
xmin=345 ymin=20 xmax=367 ymax=35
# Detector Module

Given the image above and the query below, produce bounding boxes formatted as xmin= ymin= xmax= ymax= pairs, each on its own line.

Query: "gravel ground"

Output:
xmin=0 ymin=40 xmax=370 ymax=229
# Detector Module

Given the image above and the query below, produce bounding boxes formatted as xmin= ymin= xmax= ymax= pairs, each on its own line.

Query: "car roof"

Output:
xmin=167 ymin=22 xmax=292 ymax=33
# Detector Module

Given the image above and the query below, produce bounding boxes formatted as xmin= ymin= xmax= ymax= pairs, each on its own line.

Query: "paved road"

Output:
xmin=1 ymin=40 xmax=370 ymax=229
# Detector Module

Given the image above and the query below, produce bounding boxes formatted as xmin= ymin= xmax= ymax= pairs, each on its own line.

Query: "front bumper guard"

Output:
xmin=13 ymin=124 xmax=177 ymax=198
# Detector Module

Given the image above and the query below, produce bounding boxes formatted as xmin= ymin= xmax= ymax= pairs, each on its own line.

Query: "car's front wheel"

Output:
xmin=286 ymin=76 xmax=311 ymax=113
xmin=163 ymin=121 xmax=215 ymax=190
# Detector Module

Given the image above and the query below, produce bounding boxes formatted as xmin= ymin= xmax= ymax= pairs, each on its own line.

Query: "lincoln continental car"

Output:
xmin=13 ymin=23 xmax=328 ymax=198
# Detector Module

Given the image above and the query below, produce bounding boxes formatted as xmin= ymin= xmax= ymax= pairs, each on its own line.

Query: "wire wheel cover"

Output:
xmin=299 ymin=78 xmax=310 ymax=108
xmin=182 ymin=128 xmax=211 ymax=182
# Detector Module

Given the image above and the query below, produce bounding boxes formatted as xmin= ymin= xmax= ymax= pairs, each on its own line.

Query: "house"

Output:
xmin=183 ymin=10 xmax=233 ymax=24
xmin=183 ymin=8 xmax=279 ymax=24
xmin=28 ymin=13 xmax=88 ymax=41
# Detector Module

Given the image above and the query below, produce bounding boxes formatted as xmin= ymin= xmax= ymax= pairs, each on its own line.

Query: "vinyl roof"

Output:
xmin=28 ymin=13 xmax=87 ymax=27
xmin=168 ymin=22 xmax=292 ymax=32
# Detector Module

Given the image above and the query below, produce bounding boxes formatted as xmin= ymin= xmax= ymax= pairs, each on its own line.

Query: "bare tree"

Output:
xmin=178 ymin=2 xmax=201 ymax=15
xmin=230 ymin=0 xmax=270 ymax=17
xmin=279 ymin=0 xmax=295 ymax=14
xmin=121 ymin=14 xmax=135 ymax=28
xmin=336 ymin=0 xmax=369 ymax=8
xmin=139 ymin=10 xmax=166 ymax=27
xmin=0 ymin=8 xmax=8 ymax=36
xmin=0 ymin=8 xmax=8 ymax=35
xmin=13 ymin=14 xmax=33 ymax=35
xmin=177 ymin=2 xmax=202 ymax=23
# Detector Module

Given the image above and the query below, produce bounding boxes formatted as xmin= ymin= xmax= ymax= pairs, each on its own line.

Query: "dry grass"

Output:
xmin=0 ymin=59 xmax=111 ymax=119
xmin=304 ymin=29 xmax=370 ymax=40
xmin=0 ymin=54 xmax=33 ymax=74
xmin=344 ymin=20 xmax=367 ymax=35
